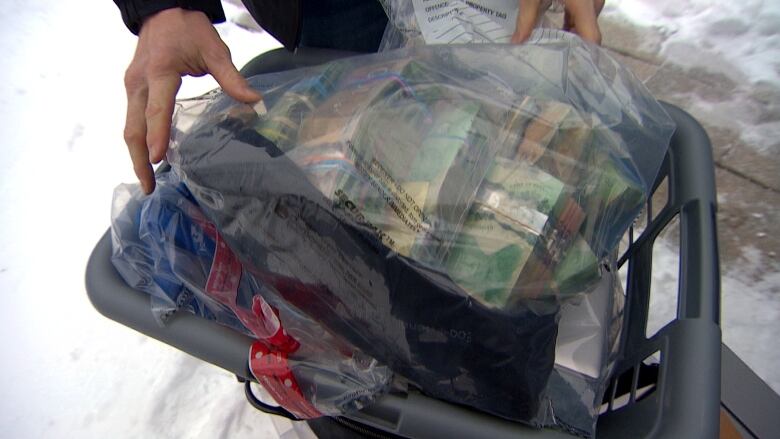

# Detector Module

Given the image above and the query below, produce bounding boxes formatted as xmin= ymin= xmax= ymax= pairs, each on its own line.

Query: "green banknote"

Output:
xmin=445 ymin=204 xmax=539 ymax=307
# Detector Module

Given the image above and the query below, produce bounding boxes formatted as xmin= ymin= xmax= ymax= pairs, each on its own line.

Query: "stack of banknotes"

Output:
xmin=217 ymin=57 xmax=644 ymax=309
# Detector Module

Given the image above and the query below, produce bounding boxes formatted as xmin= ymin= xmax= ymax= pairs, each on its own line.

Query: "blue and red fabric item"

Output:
xmin=111 ymin=172 xmax=391 ymax=418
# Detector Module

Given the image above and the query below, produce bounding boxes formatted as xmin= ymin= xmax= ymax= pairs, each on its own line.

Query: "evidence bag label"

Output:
xmin=413 ymin=0 xmax=519 ymax=44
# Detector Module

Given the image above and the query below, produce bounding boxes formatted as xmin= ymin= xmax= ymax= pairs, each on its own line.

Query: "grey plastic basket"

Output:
xmin=86 ymin=49 xmax=721 ymax=439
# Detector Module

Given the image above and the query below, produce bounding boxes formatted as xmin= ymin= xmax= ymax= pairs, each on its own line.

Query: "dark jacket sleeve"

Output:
xmin=239 ymin=0 xmax=302 ymax=51
xmin=113 ymin=0 xmax=226 ymax=34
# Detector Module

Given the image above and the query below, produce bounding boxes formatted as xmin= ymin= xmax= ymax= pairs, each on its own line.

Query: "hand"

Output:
xmin=511 ymin=0 xmax=605 ymax=45
xmin=123 ymin=8 xmax=262 ymax=194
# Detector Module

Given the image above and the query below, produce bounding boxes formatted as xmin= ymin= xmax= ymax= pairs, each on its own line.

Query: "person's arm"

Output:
xmin=113 ymin=0 xmax=227 ymax=34
xmin=114 ymin=2 xmax=262 ymax=194
xmin=511 ymin=0 xmax=605 ymax=45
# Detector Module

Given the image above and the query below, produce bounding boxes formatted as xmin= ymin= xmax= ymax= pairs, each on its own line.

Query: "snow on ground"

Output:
xmin=603 ymin=0 xmax=780 ymax=154
xmin=0 ymin=1 xmax=778 ymax=438
xmin=605 ymin=0 xmax=780 ymax=87
xmin=0 ymin=1 xmax=283 ymax=438
xmin=720 ymin=248 xmax=780 ymax=392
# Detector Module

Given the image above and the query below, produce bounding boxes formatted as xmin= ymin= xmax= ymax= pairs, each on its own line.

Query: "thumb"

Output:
xmin=512 ymin=0 xmax=542 ymax=44
xmin=204 ymin=48 xmax=262 ymax=103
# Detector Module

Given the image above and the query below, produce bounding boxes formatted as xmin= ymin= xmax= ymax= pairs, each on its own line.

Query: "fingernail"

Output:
xmin=253 ymin=100 xmax=268 ymax=116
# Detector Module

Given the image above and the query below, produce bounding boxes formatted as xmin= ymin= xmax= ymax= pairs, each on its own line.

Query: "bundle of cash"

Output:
xmin=516 ymin=103 xmax=645 ymax=259
xmin=444 ymin=158 xmax=572 ymax=306
xmin=284 ymin=58 xmax=499 ymax=260
xmin=445 ymin=203 xmax=539 ymax=307
xmin=355 ymin=100 xmax=492 ymax=257
xmin=442 ymin=97 xmax=621 ymax=306
xmin=510 ymin=194 xmax=588 ymax=302
xmin=297 ymin=100 xmax=489 ymax=258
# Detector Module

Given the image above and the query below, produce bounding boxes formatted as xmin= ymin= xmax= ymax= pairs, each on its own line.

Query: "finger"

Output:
xmin=124 ymin=87 xmax=155 ymax=194
xmin=512 ymin=0 xmax=543 ymax=44
xmin=204 ymin=46 xmax=263 ymax=103
xmin=564 ymin=0 xmax=602 ymax=44
xmin=145 ymin=73 xmax=182 ymax=164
